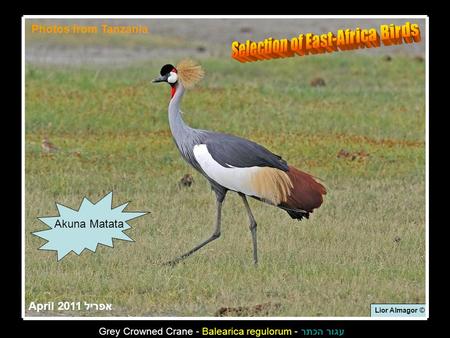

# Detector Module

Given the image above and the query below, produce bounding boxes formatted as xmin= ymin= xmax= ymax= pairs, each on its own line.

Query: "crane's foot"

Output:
xmin=161 ymin=256 xmax=185 ymax=267
xmin=163 ymin=199 xmax=223 ymax=267
xmin=161 ymin=247 xmax=203 ymax=267
xmin=162 ymin=232 xmax=221 ymax=267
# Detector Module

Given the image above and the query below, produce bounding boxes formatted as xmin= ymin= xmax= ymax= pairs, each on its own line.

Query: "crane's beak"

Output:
xmin=152 ymin=74 xmax=168 ymax=83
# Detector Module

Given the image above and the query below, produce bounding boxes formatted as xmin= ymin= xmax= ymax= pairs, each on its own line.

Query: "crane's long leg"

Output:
xmin=239 ymin=193 xmax=258 ymax=265
xmin=163 ymin=199 xmax=222 ymax=266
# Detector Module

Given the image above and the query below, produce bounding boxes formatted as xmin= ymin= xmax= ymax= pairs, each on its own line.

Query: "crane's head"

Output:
xmin=152 ymin=60 xmax=204 ymax=98
xmin=152 ymin=64 xmax=178 ymax=85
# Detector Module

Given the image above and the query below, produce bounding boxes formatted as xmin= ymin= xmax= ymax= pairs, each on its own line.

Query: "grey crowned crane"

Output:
xmin=153 ymin=60 xmax=326 ymax=266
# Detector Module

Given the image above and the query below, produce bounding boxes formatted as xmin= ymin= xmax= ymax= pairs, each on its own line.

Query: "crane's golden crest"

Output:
xmin=176 ymin=59 xmax=205 ymax=88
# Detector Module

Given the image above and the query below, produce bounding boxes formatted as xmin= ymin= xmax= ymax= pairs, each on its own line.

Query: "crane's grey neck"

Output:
xmin=167 ymin=82 xmax=205 ymax=159
xmin=168 ymin=82 xmax=189 ymax=136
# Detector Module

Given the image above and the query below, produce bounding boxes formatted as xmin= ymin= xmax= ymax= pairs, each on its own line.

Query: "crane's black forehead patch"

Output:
xmin=160 ymin=64 xmax=175 ymax=75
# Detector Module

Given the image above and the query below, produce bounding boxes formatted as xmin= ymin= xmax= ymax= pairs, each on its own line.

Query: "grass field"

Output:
xmin=25 ymin=53 xmax=426 ymax=317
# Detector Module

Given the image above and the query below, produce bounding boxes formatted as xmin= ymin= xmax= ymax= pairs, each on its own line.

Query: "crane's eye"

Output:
xmin=167 ymin=72 xmax=178 ymax=84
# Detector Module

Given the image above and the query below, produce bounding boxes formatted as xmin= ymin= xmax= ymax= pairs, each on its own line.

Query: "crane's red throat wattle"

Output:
xmin=171 ymin=86 xmax=176 ymax=98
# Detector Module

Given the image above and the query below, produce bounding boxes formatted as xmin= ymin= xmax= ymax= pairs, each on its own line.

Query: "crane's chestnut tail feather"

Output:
xmin=278 ymin=165 xmax=327 ymax=221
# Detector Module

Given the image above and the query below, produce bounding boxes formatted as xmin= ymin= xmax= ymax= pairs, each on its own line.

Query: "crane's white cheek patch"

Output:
xmin=193 ymin=144 xmax=261 ymax=197
xmin=167 ymin=72 xmax=178 ymax=84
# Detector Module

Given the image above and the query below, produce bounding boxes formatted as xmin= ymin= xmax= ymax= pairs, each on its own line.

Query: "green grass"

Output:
xmin=25 ymin=53 xmax=425 ymax=317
